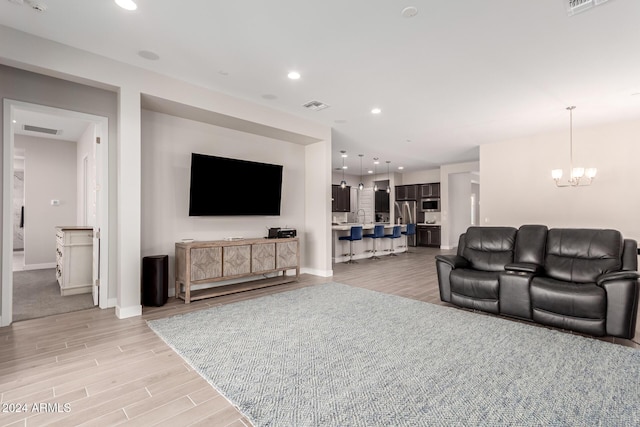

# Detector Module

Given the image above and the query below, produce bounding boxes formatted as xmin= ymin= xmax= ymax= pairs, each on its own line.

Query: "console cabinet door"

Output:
xmin=252 ymin=243 xmax=276 ymax=273
xmin=190 ymin=247 xmax=222 ymax=281
xmin=223 ymin=245 xmax=251 ymax=276
xmin=277 ymin=241 xmax=298 ymax=269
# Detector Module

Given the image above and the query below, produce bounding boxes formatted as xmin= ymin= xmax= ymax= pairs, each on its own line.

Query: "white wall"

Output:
xmin=15 ymin=134 xmax=76 ymax=267
xmin=439 ymin=161 xmax=480 ymax=248
xmin=400 ymin=169 xmax=441 ymax=185
xmin=448 ymin=172 xmax=474 ymax=246
xmin=480 ymin=119 xmax=640 ymax=241
xmin=141 ymin=109 xmax=307 ymax=286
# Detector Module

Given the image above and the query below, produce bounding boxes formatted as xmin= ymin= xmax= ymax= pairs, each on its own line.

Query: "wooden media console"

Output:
xmin=174 ymin=237 xmax=299 ymax=303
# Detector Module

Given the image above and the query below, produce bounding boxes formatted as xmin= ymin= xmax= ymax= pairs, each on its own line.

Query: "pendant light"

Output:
xmin=386 ymin=160 xmax=391 ymax=194
xmin=340 ymin=150 xmax=348 ymax=188
xmin=358 ymin=154 xmax=364 ymax=190
xmin=373 ymin=157 xmax=379 ymax=191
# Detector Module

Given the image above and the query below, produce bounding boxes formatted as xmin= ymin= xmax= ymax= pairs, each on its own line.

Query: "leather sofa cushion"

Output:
xmin=531 ymin=277 xmax=606 ymax=320
xmin=514 ymin=225 xmax=547 ymax=265
xmin=462 ymin=227 xmax=517 ymax=272
xmin=544 ymin=229 xmax=623 ymax=283
xmin=450 ymin=269 xmax=500 ymax=300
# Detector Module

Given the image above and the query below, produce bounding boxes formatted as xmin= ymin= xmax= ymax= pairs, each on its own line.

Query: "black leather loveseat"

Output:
xmin=435 ymin=225 xmax=639 ymax=339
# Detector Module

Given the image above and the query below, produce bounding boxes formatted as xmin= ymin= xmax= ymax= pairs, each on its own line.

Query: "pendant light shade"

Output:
xmin=373 ymin=157 xmax=379 ymax=191
xmin=340 ymin=150 xmax=347 ymax=188
xmin=386 ymin=160 xmax=391 ymax=194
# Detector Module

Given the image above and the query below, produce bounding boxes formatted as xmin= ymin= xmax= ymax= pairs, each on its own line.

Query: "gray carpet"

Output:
xmin=147 ymin=282 xmax=640 ymax=426
xmin=13 ymin=268 xmax=95 ymax=322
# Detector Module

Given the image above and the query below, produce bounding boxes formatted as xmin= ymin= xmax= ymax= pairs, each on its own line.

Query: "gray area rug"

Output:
xmin=147 ymin=282 xmax=640 ymax=426
xmin=13 ymin=268 xmax=95 ymax=322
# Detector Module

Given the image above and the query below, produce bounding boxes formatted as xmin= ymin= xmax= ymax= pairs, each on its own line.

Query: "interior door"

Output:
xmin=92 ymin=227 xmax=99 ymax=305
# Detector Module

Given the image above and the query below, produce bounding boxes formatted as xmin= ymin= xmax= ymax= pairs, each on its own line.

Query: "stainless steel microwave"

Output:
xmin=420 ymin=198 xmax=440 ymax=212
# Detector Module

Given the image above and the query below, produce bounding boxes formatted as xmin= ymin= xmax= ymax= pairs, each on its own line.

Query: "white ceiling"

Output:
xmin=12 ymin=108 xmax=92 ymax=141
xmin=1 ymin=0 xmax=640 ymax=173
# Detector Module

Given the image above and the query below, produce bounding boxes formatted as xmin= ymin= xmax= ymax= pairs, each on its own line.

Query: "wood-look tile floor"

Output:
xmin=0 ymin=246 xmax=637 ymax=426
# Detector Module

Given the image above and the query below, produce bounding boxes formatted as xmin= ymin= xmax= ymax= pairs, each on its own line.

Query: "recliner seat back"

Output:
xmin=544 ymin=229 xmax=623 ymax=283
xmin=462 ymin=227 xmax=517 ymax=272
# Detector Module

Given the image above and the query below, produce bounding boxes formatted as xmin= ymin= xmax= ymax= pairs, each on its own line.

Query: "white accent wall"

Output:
xmin=480 ymin=118 xmax=640 ymax=242
xmin=15 ymin=134 xmax=76 ymax=268
xmin=141 ymin=110 xmax=308 ymax=287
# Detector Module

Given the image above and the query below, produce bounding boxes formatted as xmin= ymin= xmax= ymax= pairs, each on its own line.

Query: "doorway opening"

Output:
xmin=2 ymin=100 xmax=109 ymax=326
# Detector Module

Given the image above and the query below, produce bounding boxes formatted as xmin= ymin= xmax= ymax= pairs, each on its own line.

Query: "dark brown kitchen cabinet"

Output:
xmin=395 ymin=185 xmax=417 ymax=200
xmin=417 ymin=225 xmax=441 ymax=247
xmin=420 ymin=183 xmax=440 ymax=198
xmin=375 ymin=190 xmax=390 ymax=213
xmin=332 ymin=185 xmax=351 ymax=212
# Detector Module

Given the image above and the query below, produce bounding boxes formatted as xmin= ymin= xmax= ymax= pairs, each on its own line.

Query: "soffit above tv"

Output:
xmin=141 ymin=94 xmax=323 ymax=146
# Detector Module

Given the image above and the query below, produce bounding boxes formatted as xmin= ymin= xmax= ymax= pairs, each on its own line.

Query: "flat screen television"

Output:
xmin=188 ymin=153 xmax=283 ymax=216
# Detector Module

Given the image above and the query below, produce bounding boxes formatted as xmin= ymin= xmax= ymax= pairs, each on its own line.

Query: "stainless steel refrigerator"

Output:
xmin=394 ymin=200 xmax=417 ymax=246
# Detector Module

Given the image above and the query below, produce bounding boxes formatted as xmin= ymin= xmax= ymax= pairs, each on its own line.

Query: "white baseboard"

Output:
xmin=301 ymin=267 xmax=333 ymax=277
xmin=106 ymin=298 xmax=117 ymax=308
xmin=22 ymin=262 xmax=56 ymax=271
xmin=115 ymin=304 xmax=142 ymax=319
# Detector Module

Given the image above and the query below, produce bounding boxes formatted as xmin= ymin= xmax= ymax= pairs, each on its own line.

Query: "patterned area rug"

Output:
xmin=147 ymin=282 xmax=640 ymax=426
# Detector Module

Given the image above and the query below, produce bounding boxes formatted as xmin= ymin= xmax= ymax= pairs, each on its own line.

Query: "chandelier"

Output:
xmin=551 ymin=106 xmax=597 ymax=187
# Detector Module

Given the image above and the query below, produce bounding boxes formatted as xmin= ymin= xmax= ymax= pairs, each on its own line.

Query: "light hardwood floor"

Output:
xmin=0 ymin=246 xmax=637 ymax=426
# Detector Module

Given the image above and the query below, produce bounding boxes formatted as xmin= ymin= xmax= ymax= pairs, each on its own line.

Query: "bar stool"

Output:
xmin=339 ymin=225 xmax=363 ymax=264
xmin=384 ymin=225 xmax=402 ymax=256
xmin=401 ymin=223 xmax=416 ymax=253
xmin=364 ymin=224 xmax=385 ymax=259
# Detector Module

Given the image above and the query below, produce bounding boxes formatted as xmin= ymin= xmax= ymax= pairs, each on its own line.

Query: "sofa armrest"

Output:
xmin=599 ymin=274 xmax=639 ymax=339
xmin=435 ymin=255 xmax=469 ymax=269
xmin=505 ymin=262 xmax=542 ymax=274
xmin=596 ymin=271 xmax=640 ymax=286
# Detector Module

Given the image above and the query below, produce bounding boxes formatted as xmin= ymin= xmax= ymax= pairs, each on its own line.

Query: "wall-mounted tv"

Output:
xmin=188 ymin=153 xmax=283 ymax=216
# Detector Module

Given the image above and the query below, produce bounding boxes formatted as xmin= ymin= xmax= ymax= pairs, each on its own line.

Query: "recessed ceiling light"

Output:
xmin=371 ymin=108 xmax=382 ymax=114
xmin=398 ymin=166 xmax=404 ymax=170
xmin=138 ymin=50 xmax=159 ymax=61
xmin=288 ymin=71 xmax=301 ymax=80
xmin=12 ymin=120 xmax=17 ymax=124
xmin=401 ymin=6 xmax=418 ymax=18
xmin=115 ymin=0 xmax=137 ymax=11
xmin=367 ymin=170 xmax=373 ymax=174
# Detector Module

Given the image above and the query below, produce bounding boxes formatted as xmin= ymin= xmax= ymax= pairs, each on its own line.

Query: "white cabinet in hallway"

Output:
xmin=55 ymin=226 xmax=93 ymax=296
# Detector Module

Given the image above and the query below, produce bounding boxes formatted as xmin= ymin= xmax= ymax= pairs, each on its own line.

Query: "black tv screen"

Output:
xmin=189 ymin=153 xmax=283 ymax=216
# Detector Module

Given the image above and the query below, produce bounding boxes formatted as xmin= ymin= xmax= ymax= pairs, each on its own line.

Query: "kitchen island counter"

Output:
xmin=332 ymin=223 xmax=407 ymax=263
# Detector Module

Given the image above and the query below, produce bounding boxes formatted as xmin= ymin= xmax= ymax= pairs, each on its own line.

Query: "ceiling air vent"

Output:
xmin=302 ymin=100 xmax=330 ymax=111
xmin=23 ymin=124 xmax=62 ymax=135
